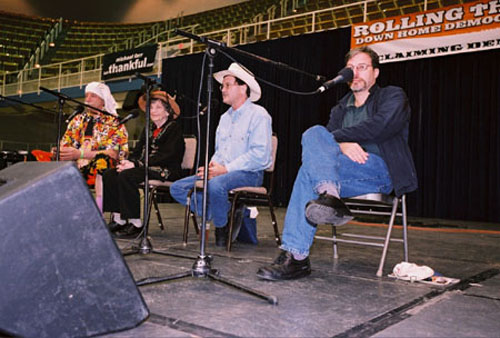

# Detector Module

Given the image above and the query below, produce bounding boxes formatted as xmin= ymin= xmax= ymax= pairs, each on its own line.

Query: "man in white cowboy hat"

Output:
xmin=170 ymin=62 xmax=273 ymax=247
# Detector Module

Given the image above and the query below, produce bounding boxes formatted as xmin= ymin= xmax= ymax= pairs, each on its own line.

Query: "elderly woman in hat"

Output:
xmin=58 ymin=82 xmax=129 ymax=191
xmin=102 ymin=90 xmax=185 ymax=239
xmin=170 ymin=63 xmax=273 ymax=247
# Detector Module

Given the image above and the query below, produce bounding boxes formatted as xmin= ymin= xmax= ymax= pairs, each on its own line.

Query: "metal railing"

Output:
xmin=152 ymin=0 xmax=382 ymax=55
xmin=0 ymin=140 xmax=54 ymax=152
xmin=0 ymin=139 xmax=139 ymax=152
xmin=23 ymin=18 xmax=64 ymax=71
xmin=2 ymin=0 xmax=434 ymax=97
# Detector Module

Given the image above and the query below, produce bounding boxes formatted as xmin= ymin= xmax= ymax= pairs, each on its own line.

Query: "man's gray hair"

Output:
xmin=345 ymin=46 xmax=380 ymax=69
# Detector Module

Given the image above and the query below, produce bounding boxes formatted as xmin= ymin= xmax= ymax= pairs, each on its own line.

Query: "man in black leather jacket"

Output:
xmin=257 ymin=46 xmax=418 ymax=281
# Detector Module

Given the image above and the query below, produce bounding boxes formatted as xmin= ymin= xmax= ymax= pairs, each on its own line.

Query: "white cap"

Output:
xmin=85 ymin=82 xmax=118 ymax=116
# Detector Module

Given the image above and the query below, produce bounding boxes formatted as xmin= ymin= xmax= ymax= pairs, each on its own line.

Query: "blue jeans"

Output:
xmin=281 ymin=125 xmax=393 ymax=256
xmin=170 ymin=170 xmax=263 ymax=228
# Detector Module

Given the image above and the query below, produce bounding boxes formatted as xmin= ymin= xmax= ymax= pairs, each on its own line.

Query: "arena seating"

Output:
xmin=1 ymin=0 xmax=289 ymax=71
xmin=0 ymin=0 xmax=474 ymax=82
xmin=47 ymin=0 xmax=281 ymax=63
xmin=179 ymin=0 xmax=279 ymax=33
xmin=49 ymin=21 xmax=153 ymax=64
xmin=0 ymin=0 xmax=477 ymax=152
xmin=0 ymin=11 xmax=56 ymax=76
xmin=252 ymin=0 xmax=468 ymax=42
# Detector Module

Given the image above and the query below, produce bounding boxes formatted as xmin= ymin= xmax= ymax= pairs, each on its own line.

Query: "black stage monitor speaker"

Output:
xmin=0 ymin=162 xmax=149 ymax=337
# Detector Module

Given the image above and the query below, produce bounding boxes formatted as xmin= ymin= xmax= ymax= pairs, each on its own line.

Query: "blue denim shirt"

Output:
xmin=212 ymin=99 xmax=272 ymax=172
xmin=327 ymin=84 xmax=418 ymax=196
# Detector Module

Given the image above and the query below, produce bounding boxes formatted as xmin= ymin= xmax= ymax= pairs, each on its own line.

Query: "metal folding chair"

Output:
xmin=144 ymin=135 xmax=197 ymax=233
xmin=315 ymin=193 xmax=408 ymax=277
xmin=183 ymin=135 xmax=281 ymax=251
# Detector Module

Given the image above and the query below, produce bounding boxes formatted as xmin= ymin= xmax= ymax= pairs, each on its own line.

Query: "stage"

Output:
xmin=105 ymin=204 xmax=500 ymax=337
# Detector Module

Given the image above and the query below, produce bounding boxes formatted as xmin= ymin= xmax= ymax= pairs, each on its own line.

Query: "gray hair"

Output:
xmin=345 ymin=46 xmax=380 ymax=69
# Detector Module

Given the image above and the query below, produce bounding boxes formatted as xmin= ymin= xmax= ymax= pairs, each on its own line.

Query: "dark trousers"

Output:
xmin=102 ymin=167 xmax=163 ymax=220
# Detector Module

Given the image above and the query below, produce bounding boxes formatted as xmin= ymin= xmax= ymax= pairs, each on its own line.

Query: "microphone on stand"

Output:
xmin=317 ymin=67 xmax=354 ymax=93
xmin=174 ymin=29 xmax=227 ymax=48
xmin=135 ymin=72 xmax=157 ymax=85
xmin=117 ymin=110 xmax=140 ymax=126
xmin=200 ymin=99 xmax=219 ymax=115
xmin=65 ymin=105 xmax=85 ymax=123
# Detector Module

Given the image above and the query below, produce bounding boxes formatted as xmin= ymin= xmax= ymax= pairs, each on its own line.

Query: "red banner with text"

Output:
xmin=351 ymin=0 xmax=500 ymax=62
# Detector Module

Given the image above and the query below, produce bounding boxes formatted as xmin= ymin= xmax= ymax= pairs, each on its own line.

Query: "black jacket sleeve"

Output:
xmin=128 ymin=121 xmax=185 ymax=177
xmin=325 ymin=85 xmax=417 ymax=196
xmin=328 ymin=86 xmax=411 ymax=144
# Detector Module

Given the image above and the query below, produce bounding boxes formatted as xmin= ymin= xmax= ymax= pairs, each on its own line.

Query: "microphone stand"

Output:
xmin=134 ymin=34 xmax=278 ymax=305
xmin=0 ymin=94 xmax=62 ymax=160
xmin=41 ymin=83 xmax=193 ymax=261
xmin=122 ymin=74 xmax=195 ymax=261
xmin=0 ymin=94 xmax=60 ymax=115
xmin=56 ymin=97 xmax=64 ymax=161
xmin=137 ymin=75 xmax=153 ymax=253
xmin=39 ymin=86 xmax=117 ymax=161
xmin=40 ymin=87 xmax=116 ymax=117
xmin=173 ymin=29 xmax=325 ymax=84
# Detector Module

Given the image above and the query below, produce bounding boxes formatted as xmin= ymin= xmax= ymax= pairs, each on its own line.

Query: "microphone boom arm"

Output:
xmin=39 ymin=86 xmax=116 ymax=118
xmin=174 ymin=29 xmax=326 ymax=83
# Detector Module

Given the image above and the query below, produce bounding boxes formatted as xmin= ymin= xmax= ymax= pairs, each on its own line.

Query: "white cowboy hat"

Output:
xmin=214 ymin=63 xmax=261 ymax=102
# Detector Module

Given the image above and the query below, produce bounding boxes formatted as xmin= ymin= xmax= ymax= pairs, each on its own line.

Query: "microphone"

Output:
xmin=317 ymin=67 xmax=354 ymax=93
xmin=117 ymin=110 xmax=140 ymax=125
xmin=174 ymin=29 xmax=226 ymax=48
xmin=65 ymin=105 xmax=85 ymax=123
xmin=135 ymin=72 xmax=157 ymax=85
xmin=200 ymin=99 xmax=219 ymax=115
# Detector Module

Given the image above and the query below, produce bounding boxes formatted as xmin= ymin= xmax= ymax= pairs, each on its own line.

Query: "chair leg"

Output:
xmin=152 ymin=189 xmax=165 ymax=230
xmin=189 ymin=190 xmax=201 ymax=235
xmin=267 ymin=196 xmax=281 ymax=246
xmin=376 ymin=196 xmax=399 ymax=277
xmin=191 ymin=212 xmax=199 ymax=234
xmin=332 ymin=226 xmax=339 ymax=259
xmin=145 ymin=186 xmax=156 ymax=230
xmin=182 ymin=191 xmax=193 ymax=245
xmin=402 ymin=194 xmax=409 ymax=262
xmin=226 ymin=194 xmax=240 ymax=252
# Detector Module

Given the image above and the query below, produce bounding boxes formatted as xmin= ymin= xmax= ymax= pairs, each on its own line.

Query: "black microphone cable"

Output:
xmin=217 ymin=49 xmax=346 ymax=96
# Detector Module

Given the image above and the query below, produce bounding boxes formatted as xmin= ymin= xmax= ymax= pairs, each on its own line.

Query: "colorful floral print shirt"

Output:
xmin=62 ymin=111 xmax=128 ymax=152
xmin=61 ymin=111 xmax=128 ymax=186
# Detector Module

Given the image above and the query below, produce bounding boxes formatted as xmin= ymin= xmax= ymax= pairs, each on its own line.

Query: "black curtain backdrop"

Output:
xmin=162 ymin=28 xmax=500 ymax=223
xmin=381 ymin=49 xmax=500 ymax=223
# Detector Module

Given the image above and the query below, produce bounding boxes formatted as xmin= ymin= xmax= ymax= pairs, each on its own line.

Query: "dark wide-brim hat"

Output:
xmin=138 ymin=90 xmax=180 ymax=119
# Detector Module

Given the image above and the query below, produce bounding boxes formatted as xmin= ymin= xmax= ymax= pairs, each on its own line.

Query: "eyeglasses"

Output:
xmin=219 ymin=82 xmax=240 ymax=91
xmin=347 ymin=63 xmax=372 ymax=72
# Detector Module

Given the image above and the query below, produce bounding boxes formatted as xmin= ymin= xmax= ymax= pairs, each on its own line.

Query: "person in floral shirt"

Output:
xmin=58 ymin=82 xmax=128 ymax=212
